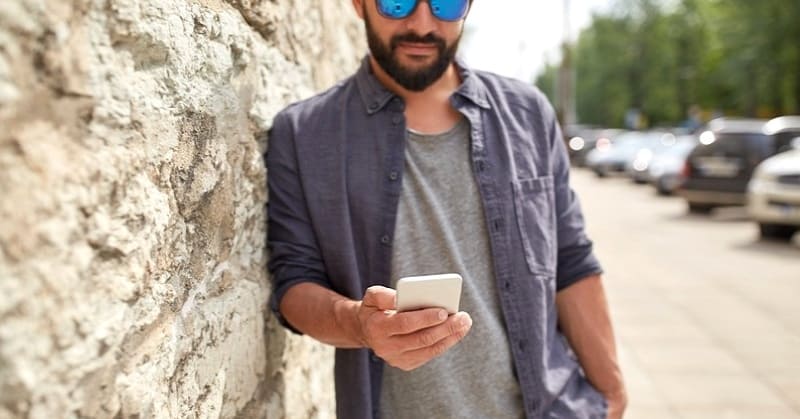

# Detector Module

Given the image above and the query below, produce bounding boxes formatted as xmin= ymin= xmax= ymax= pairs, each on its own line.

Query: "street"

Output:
xmin=571 ymin=168 xmax=800 ymax=419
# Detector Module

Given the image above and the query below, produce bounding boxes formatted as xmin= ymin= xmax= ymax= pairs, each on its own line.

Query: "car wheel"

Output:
xmin=759 ymin=223 xmax=797 ymax=241
xmin=688 ymin=203 xmax=713 ymax=214
xmin=594 ymin=169 xmax=607 ymax=178
xmin=656 ymin=179 xmax=671 ymax=195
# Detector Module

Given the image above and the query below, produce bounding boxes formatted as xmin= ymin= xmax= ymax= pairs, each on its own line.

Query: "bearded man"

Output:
xmin=266 ymin=1 xmax=627 ymax=418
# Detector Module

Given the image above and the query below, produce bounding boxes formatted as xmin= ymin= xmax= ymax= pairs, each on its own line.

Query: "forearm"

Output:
xmin=556 ymin=275 xmax=627 ymax=412
xmin=279 ymin=282 xmax=472 ymax=372
xmin=279 ymin=282 xmax=366 ymax=348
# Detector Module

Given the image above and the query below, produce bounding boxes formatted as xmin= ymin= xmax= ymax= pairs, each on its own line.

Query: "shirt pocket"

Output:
xmin=512 ymin=175 xmax=557 ymax=275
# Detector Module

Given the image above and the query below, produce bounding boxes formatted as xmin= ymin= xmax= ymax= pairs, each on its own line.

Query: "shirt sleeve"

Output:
xmin=266 ymin=110 xmax=332 ymax=334
xmin=547 ymin=113 xmax=604 ymax=291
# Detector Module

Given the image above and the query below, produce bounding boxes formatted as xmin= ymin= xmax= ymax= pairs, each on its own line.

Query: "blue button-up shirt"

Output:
xmin=267 ymin=57 xmax=607 ymax=419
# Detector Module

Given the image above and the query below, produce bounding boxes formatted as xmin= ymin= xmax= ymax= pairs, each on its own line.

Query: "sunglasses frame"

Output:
xmin=375 ymin=0 xmax=470 ymax=22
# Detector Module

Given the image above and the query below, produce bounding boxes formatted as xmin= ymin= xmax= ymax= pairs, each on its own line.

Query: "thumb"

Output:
xmin=362 ymin=286 xmax=396 ymax=311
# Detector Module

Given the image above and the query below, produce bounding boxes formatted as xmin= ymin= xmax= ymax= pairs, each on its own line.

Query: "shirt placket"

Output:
xmin=459 ymin=103 xmax=544 ymax=418
xmin=370 ymin=97 xmax=408 ymax=419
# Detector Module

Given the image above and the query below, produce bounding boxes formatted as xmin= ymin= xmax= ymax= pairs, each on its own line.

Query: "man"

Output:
xmin=266 ymin=0 xmax=627 ymax=417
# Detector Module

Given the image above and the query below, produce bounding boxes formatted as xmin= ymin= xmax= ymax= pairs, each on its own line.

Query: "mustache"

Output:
xmin=390 ymin=32 xmax=446 ymax=50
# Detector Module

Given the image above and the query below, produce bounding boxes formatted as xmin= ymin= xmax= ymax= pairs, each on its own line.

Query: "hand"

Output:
xmin=604 ymin=389 xmax=627 ymax=419
xmin=355 ymin=286 xmax=472 ymax=371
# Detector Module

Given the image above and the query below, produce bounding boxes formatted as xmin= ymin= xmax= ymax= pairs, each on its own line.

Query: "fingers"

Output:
xmin=387 ymin=313 xmax=473 ymax=371
xmin=392 ymin=312 xmax=472 ymax=351
xmin=360 ymin=307 xmax=448 ymax=347
xmin=361 ymin=286 xmax=396 ymax=311
xmin=358 ymin=286 xmax=474 ymax=372
xmin=385 ymin=307 xmax=449 ymax=335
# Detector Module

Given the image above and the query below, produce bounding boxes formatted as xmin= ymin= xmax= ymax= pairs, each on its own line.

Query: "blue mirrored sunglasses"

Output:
xmin=376 ymin=0 xmax=470 ymax=22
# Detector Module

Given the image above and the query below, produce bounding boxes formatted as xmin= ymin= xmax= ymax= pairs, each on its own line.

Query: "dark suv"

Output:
xmin=766 ymin=116 xmax=800 ymax=153
xmin=678 ymin=117 xmax=800 ymax=213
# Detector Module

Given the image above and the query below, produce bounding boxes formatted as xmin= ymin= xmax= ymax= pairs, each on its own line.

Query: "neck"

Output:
xmin=368 ymin=56 xmax=464 ymax=134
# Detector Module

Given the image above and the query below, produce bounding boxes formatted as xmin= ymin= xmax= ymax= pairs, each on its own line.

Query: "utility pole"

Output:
xmin=557 ymin=0 xmax=576 ymax=127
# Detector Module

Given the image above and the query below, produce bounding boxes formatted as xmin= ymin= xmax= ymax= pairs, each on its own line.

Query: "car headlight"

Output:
xmin=699 ymin=131 xmax=715 ymax=145
xmin=569 ymin=137 xmax=585 ymax=151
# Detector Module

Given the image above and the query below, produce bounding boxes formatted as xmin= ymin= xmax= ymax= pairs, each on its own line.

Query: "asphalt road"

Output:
xmin=570 ymin=168 xmax=800 ymax=419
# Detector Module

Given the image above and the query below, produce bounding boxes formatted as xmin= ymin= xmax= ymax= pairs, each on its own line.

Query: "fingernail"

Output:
xmin=438 ymin=310 xmax=447 ymax=321
xmin=459 ymin=315 xmax=471 ymax=328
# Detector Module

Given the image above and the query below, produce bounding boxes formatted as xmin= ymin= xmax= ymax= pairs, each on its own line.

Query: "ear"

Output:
xmin=352 ymin=0 xmax=365 ymax=19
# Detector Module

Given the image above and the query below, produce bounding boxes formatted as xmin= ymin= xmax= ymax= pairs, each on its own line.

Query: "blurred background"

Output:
xmin=463 ymin=1 xmax=800 ymax=417
xmin=463 ymin=0 xmax=800 ymax=126
xmin=1 ymin=0 xmax=797 ymax=417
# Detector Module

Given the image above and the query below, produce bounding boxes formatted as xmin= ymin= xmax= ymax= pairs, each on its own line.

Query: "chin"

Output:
xmin=397 ymin=54 xmax=438 ymax=67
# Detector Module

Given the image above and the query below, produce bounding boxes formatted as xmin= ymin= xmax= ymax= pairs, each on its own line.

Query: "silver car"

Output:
xmin=586 ymin=131 xmax=670 ymax=178
xmin=646 ymin=136 xmax=699 ymax=194
xmin=747 ymin=139 xmax=800 ymax=240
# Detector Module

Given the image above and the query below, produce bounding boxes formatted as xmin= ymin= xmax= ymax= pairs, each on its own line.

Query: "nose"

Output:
xmin=404 ymin=0 xmax=438 ymax=34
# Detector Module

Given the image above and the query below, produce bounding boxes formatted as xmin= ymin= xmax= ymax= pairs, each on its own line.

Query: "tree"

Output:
xmin=537 ymin=0 xmax=800 ymax=127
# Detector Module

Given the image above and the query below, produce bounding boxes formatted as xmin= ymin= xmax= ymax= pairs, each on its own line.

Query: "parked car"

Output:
xmin=586 ymin=131 xmax=671 ymax=178
xmin=678 ymin=116 xmax=800 ymax=213
xmin=626 ymin=132 xmax=684 ymax=183
xmin=747 ymin=139 xmax=800 ymax=241
xmin=568 ymin=128 xmax=626 ymax=167
xmin=646 ymin=136 xmax=699 ymax=194
xmin=562 ymin=123 xmax=597 ymax=149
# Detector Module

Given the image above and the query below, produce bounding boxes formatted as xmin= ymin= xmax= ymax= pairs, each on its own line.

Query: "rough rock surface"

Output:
xmin=0 ymin=0 xmax=364 ymax=417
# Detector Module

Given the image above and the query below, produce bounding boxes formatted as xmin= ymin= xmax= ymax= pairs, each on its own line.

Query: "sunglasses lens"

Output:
xmin=376 ymin=0 xmax=469 ymax=21
xmin=376 ymin=0 xmax=417 ymax=19
xmin=429 ymin=0 xmax=469 ymax=21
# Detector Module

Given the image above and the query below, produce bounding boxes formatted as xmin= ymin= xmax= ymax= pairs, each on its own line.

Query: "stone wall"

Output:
xmin=0 ymin=0 xmax=364 ymax=417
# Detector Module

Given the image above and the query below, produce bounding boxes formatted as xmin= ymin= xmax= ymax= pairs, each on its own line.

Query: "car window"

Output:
xmin=744 ymin=133 xmax=773 ymax=159
xmin=773 ymin=130 xmax=800 ymax=153
xmin=693 ymin=132 xmax=773 ymax=165
xmin=693 ymin=134 xmax=749 ymax=157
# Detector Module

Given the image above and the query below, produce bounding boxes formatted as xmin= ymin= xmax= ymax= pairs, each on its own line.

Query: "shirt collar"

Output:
xmin=355 ymin=55 xmax=492 ymax=114
xmin=452 ymin=56 xmax=491 ymax=110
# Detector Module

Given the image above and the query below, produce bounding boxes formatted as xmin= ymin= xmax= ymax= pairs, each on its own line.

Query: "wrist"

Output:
xmin=603 ymin=387 xmax=627 ymax=415
xmin=334 ymin=298 xmax=367 ymax=348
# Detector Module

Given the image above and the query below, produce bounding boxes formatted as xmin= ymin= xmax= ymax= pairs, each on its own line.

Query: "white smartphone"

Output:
xmin=395 ymin=273 xmax=463 ymax=314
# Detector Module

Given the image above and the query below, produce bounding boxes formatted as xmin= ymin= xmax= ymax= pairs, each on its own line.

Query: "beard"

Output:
xmin=364 ymin=12 xmax=461 ymax=92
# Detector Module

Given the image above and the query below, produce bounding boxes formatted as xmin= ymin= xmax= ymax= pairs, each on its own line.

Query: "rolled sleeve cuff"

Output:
xmin=556 ymin=241 xmax=603 ymax=291
xmin=269 ymin=267 xmax=332 ymax=335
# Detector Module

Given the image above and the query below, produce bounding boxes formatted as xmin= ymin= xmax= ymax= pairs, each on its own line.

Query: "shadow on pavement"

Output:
xmin=663 ymin=207 xmax=752 ymax=224
xmin=732 ymin=236 xmax=800 ymax=255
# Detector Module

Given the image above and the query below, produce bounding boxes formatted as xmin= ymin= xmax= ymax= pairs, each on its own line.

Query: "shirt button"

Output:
xmin=389 ymin=171 xmax=399 ymax=181
xmin=380 ymin=235 xmax=391 ymax=245
xmin=370 ymin=353 xmax=381 ymax=363
xmin=392 ymin=115 xmax=403 ymax=125
xmin=491 ymin=219 xmax=502 ymax=232
xmin=369 ymin=102 xmax=379 ymax=111
xmin=504 ymin=281 xmax=511 ymax=290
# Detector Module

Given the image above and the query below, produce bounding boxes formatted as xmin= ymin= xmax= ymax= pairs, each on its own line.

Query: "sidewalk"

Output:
xmin=571 ymin=169 xmax=800 ymax=418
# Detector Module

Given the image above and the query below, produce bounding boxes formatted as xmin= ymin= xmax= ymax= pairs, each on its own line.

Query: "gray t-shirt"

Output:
xmin=380 ymin=119 xmax=524 ymax=419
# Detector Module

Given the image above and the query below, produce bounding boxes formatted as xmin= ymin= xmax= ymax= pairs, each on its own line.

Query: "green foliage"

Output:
xmin=538 ymin=0 xmax=800 ymax=127
xmin=534 ymin=62 xmax=558 ymax=103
